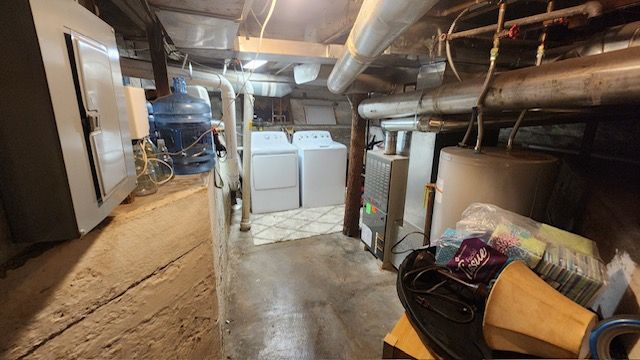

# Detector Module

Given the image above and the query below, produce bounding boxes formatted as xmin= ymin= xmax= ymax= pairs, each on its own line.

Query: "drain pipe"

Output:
xmin=240 ymin=84 xmax=255 ymax=232
xmin=327 ymin=0 xmax=439 ymax=94
xmin=164 ymin=68 xmax=242 ymax=191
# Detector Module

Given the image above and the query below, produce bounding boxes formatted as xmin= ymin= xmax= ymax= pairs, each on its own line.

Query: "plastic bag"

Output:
xmin=455 ymin=203 xmax=606 ymax=307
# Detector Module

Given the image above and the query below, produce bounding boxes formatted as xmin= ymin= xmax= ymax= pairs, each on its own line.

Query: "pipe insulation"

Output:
xmin=327 ymin=0 xmax=439 ymax=94
xmin=380 ymin=113 xmax=591 ymax=133
xmin=358 ymin=46 xmax=640 ymax=120
xmin=240 ymin=88 xmax=254 ymax=232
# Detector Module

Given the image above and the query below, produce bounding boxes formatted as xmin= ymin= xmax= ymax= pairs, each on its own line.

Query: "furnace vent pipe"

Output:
xmin=359 ymin=46 xmax=640 ymax=119
xmin=327 ymin=0 xmax=439 ymax=94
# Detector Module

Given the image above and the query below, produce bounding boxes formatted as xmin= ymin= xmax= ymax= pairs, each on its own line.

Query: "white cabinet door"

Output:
xmin=72 ymin=33 xmax=128 ymax=199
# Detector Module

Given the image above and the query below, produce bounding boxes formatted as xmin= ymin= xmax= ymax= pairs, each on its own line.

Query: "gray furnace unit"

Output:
xmin=361 ymin=150 xmax=408 ymax=269
xmin=0 ymin=0 xmax=136 ymax=243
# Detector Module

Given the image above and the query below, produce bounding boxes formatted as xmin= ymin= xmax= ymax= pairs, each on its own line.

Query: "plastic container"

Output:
xmin=133 ymin=140 xmax=159 ymax=196
xmin=156 ymin=138 xmax=174 ymax=182
xmin=152 ymin=77 xmax=215 ymax=175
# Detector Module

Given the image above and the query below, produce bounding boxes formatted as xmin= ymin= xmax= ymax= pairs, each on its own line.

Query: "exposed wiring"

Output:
xmin=166 ymin=128 xmax=214 ymax=156
xmin=391 ymin=231 xmax=428 ymax=255
xmin=135 ymin=139 xmax=174 ymax=186
xmin=402 ymin=264 xmax=476 ymax=323
xmin=136 ymin=140 xmax=148 ymax=178
xmin=250 ymin=8 xmax=263 ymax=28
xmin=235 ymin=0 xmax=278 ymax=97
xmin=148 ymin=158 xmax=174 ymax=185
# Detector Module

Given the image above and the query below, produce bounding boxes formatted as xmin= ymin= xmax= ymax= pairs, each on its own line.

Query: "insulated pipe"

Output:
xmin=358 ymin=46 xmax=640 ymax=119
xmin=240 ymin=85 xmax=254 ymax=232
xmin=383 ymin=131 xmax=397 ymax=155
xmin=327 ymin=0 xmax=439 ymax=94
xmin=381 ymin=113 xmax=590 ymax=133
xmin=446 ymin=1 xmax=603 ymax=40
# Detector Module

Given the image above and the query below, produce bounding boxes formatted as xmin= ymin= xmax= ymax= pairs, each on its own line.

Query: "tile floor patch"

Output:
xmin=252 ymin=205 xmax=345 ymax=246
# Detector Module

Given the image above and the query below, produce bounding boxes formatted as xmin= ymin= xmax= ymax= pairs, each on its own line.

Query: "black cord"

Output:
xmin=403 ymin=265 xmax=476 ymax=324
xmin=391 ymin=231 xmax=427 ymax=254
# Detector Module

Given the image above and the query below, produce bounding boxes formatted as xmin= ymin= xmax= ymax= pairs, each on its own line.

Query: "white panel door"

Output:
xmin=72 ymin=33 xmax=128 ymax=199
xmin=252 ymin=154 xmax=298 ymax=190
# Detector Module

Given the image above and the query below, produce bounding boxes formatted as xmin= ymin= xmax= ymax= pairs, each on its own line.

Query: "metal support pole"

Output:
xmin=343 ymin=94 xmax=368 ymax=238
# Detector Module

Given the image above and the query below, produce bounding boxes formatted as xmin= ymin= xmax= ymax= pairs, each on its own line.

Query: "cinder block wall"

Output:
xmin=0 ymin=173 xmax=230 ymax=359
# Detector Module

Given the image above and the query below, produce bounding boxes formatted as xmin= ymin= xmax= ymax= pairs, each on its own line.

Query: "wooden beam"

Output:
xmin=146 ymin=21 xmax=170 ymax=97
xmin=343 ymin=94 xmax=368 ymax=238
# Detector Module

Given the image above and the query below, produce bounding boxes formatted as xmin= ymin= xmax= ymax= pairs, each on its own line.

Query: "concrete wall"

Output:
xmin=0 ymin=172 xmax=230 ymax=359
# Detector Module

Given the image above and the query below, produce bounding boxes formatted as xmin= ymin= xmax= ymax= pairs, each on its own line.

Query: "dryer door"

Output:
xmin=252 ymin=153 xmax=298 ymax=190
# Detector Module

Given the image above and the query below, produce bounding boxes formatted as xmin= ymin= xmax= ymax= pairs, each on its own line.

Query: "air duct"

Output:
xmin=327 ymin=0 xmax=439 ymax=94
xmin=358 ymin=46 xmax=640 ymax=119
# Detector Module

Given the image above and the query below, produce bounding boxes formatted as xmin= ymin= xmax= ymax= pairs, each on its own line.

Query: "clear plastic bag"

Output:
xmin=454 ymin=203 xmax=606 ymax=307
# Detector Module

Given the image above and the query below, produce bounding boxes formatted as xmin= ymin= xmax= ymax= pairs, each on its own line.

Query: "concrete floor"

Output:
xmin=223 ymin=214 xmax=404 ymax=359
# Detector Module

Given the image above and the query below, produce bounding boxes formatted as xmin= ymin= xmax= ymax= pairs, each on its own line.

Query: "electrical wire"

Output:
xmin=136 ymin=139 xmax=175 ymax=186
xmin=391 ymin=231 xmax=428 ymax=255
xmin=402 ymin=265 xmax=476 ymax=324
xmin=148 ymin=158 xmax=174 ymax=185
xmin=166 ymin=128 xmax=214 ymax=156
xmin=235 ymin=0 xmax=278 ymax=97
xmin=136 ymin=140 xmax=148 ymax=178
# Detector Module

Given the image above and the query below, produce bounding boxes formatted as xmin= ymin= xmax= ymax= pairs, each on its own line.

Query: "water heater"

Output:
xmin=0 ymin=0 xmax=136 ymax=243
xmin=430 ymin=147 xmax=558 ymax=240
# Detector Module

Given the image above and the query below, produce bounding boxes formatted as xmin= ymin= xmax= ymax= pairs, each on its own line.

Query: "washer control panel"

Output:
xmin=252 ymin=131 xmax=290 ymax=147
xmin=292 ymin=131 xmax=333 ymax=147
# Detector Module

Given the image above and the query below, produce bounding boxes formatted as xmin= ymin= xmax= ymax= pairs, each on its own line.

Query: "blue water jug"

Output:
xmin=152 ymin=77 xmax=215 ymax=175
xmin=146 ymin=101 xmax=157 ymax=142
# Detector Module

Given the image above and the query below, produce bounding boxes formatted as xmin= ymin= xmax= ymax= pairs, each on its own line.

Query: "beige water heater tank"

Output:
xmin=430 ymin=147 xmax=558 ymax=240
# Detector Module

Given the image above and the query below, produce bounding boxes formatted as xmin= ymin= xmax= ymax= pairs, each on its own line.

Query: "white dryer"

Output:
xmin=251 ymin=131 xmax=300 ymax=214
xmin=292 ymin=131 xmax=347 ymax=208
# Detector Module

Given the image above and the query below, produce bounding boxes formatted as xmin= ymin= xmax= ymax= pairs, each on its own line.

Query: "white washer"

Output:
xmin=251 ymin=131 xmax=300 ymax=214
xmin=292 ymin=131 xmax=347 ymax=208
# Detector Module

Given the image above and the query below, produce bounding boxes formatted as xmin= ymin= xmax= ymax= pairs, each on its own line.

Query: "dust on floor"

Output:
xmin=224 ymin=213 xmax=404 ymax=359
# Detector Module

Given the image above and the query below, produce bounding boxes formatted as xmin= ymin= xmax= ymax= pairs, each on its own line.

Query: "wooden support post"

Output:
xmin=146 ymin=21 xmax=170 ymax=97
xmin=343 ymin=94 xmax=368 ymax=238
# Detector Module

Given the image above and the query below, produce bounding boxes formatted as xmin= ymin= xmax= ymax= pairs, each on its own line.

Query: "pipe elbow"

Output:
xmin=583 ymin=1 xmax=603 ymax=18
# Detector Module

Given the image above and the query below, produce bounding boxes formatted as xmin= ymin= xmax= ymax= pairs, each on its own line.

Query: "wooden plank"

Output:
xmin=146 ymin=21 xmax=170 ymax=97
xmin=383 ymin=313 xmax=436 ymax=360
xmin=343 ymin=94 xmax=367 ymax=237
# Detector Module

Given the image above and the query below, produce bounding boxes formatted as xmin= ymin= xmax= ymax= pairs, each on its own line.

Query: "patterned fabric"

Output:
xmin=488 ymin=223 xmax=546 ymax=268
xmin=435 ymin=228 xmax=486 ymax=265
